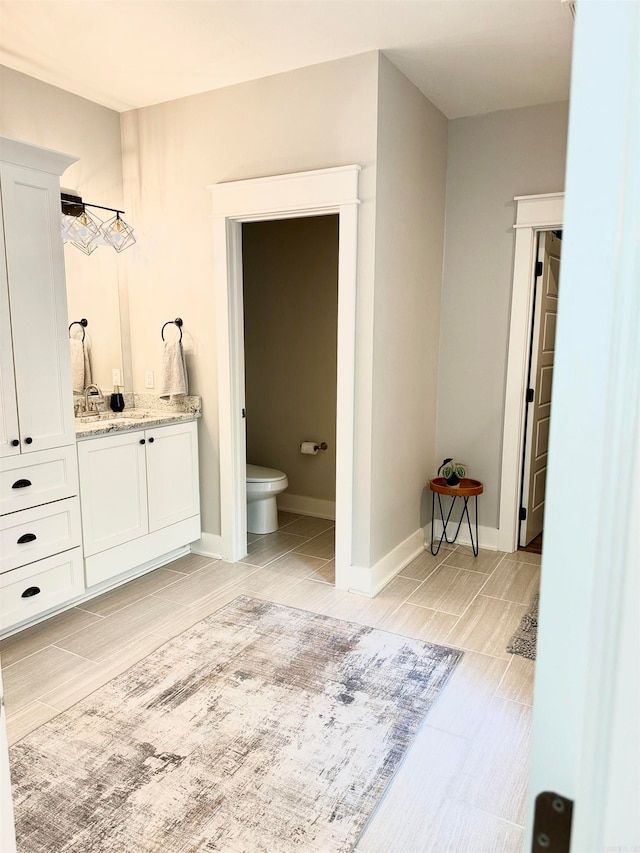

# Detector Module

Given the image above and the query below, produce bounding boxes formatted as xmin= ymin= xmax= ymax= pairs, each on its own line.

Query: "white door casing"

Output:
xmin=209 ymin=166 xmax=360 ymax=590
xmin=520 ymin=230 xmax=561 ymax=547
xmin=498 ymin=193 xmax=564 ymax=554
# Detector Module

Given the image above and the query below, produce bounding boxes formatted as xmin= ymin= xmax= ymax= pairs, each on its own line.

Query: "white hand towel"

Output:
xmin=70 ymin=338 xmax=92 ymax=394
xmin=159 ymin=340 xmax=188 ymax=400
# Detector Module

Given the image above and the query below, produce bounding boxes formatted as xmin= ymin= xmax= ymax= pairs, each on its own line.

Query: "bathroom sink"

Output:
xmin=76 ymin=409 xmax=185 ymax=433
xmin=98 ymin=410 xmax=152 ymax=421
xmin=99 ymin=417 xmax=128 ymax=425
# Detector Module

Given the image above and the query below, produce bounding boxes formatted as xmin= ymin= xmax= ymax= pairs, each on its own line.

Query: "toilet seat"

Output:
xmin=246 ymin=464 xmax=287 ymax=483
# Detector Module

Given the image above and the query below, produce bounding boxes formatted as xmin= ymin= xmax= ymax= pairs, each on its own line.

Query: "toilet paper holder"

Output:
xmin=300 ymin=441 xmax=328 ymax=454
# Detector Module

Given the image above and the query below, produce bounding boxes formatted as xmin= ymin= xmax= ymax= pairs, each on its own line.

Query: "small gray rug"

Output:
xmin=507 ymin=592 xmax=539 ymax=660
xmin=11 ymin=595 xmax=462 ymax=852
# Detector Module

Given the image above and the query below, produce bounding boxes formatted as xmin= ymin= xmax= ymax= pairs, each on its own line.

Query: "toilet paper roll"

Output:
xmin=300 ymin=441 xmax=319 ymax=455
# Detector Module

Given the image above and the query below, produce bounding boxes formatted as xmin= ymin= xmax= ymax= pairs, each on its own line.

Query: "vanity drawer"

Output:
xmin=0 ymin=497 xmax=81 ymax=573
xmin=0 ymin=547 xmax=84 ymax=633
xmin=0 ymin=445 xmax=79 ymax=516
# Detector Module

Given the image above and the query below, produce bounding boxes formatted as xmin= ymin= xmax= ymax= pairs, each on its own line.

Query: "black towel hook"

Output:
xmin=69 ymin=318 xmax=88 ymax=341
xmin=161 ymin=317 xmax=183 ymax=342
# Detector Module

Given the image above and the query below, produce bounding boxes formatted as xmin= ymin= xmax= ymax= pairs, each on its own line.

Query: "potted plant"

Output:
xmin=438 ymin=458 xmax=466 ymax=487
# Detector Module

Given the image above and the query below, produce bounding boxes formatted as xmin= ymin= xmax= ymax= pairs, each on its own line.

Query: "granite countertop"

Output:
xmin=75 ymin=396 xmax=202 ymax=440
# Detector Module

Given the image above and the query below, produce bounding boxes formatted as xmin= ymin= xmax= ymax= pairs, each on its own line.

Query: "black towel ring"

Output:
xmin=161 ymin=318 xmax=183 ymax=342
xmin=69 ymin=319 xmax=88 ymax=341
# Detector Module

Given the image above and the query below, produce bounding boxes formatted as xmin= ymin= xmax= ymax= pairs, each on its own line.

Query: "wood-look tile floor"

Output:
xmin=1 ymin=513 xmax=541 ymax=852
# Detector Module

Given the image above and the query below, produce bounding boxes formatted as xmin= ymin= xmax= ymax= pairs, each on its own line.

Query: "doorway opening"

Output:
xmin=498 ymin=192 xmax=564 ymax=555
xmin=518 ymin=229 xmax=562 ymax=555
xmin=241 ymin=215 xmax=339 ymax=569
xmin=210 ymin=164 xmax=360 ymax=590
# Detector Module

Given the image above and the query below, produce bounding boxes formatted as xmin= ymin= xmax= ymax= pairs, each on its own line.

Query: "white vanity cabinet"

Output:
xmin=78 ymin=420 xmax=200 ymax=587
xmin=0 ymin=138 xmax=84 ymax=634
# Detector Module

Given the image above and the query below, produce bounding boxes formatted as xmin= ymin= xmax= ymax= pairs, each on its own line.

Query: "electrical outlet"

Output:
xmin=112 ymin=368 xmax=121 ymax=387
xmin=144 ymin=370 xmax=154 ymax=389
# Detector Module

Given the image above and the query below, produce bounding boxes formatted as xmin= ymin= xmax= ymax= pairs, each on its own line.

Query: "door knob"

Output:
xmin=11 ymin=439 xmax=19 ymax=447
xmin=24 ymin=437 xmax=33 ymax=444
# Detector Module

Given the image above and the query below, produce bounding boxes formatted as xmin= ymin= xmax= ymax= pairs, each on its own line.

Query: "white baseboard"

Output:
xmin=428 ymin=520 xmax=500 ymax=551
xmin=191 ymin=532 xmax=224 ymax=559
xmin=347 ymin=528 xmax=425 ymax=597
xmin=277 ymin=493 xmax=336 ymax=520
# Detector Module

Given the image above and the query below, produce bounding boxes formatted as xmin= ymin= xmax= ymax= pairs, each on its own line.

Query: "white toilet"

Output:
xmin=246 ymin=464 xmax=289 ymax=534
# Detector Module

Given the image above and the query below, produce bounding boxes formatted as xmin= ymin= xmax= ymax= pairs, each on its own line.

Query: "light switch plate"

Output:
xmin=112 ymin=368 xmax=121 ymax=387
xmin=144 ymin=370 xmax=154 ymax=389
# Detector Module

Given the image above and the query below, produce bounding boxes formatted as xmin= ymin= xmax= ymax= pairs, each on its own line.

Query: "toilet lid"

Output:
xmin=246 ymin=463 xmax=287 ymax=483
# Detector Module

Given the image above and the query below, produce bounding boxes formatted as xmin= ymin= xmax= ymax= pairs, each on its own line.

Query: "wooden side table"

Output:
xmin=429 ymin=477 xmax=484 ymax=557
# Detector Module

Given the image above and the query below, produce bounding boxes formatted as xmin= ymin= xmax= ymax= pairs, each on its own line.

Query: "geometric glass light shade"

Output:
xmin=62 ymin=207 xmax=103 ymax=254
xmin=100 ymin=213 xmax=136 ymax=253
xmin=61 ymin=213 xmax=76 ymax=241
xmin=70 ymin=240 xmax=99 ymax=256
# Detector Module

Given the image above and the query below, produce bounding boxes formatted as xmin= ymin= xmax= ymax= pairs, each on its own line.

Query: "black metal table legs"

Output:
xmin=430 ymin=490 xmax=480 ymax=556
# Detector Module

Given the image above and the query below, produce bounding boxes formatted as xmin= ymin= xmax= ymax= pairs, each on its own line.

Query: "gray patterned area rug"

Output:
xmin=507 ymin=592 xmax=539 ymax=660
xmin=11 ymin=595 xmax=462 ymax=853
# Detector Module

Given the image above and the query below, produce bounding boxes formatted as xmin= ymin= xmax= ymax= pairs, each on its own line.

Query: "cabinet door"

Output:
xmin=146 ymin=421 xmax=200 ymax=532
xmin=77 ymin=432 xmax=149 ymax=557
xmin=1 ymin=163 xmax=75 ymax=452
xmin=0 ymin=204 xmax=20 ymax=459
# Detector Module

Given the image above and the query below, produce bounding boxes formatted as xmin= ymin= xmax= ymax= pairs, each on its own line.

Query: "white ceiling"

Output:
xmin=0 ymin=1 xmax=574 ymax=118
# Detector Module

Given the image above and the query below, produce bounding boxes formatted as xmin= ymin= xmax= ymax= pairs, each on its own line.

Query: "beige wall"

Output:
xmin=0 ymin=66 xmax=127 ymax=393
xmin=120 ymin=52 xmax=379 ymax=545
xmin=1 ymin=57 xmax=569 ymax=567
xmin=369 ymin=54 xmax=448 ymax=564
xmin=243 ymin=216 xmax=338 ymax=503
xmin=436 ymin=101 xmax=570 ymax=529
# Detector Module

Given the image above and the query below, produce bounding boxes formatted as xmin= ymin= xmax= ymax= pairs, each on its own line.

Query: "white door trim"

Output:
xmin=498 ymin=192 xmax=564 ymax=553
xmin=209 ymin=166 xmax=360 ymax=590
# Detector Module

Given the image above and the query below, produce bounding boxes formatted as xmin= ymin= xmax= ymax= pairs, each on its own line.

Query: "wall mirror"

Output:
xmin=64 ymin=245 xmax=129 ymax=394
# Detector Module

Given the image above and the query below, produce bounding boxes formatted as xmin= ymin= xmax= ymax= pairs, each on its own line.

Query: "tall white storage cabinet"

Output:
xmin=0 ymin=137 xmax=84 ymax=633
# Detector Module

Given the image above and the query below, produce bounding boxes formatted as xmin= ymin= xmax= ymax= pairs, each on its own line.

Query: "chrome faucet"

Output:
xmin=83 ymin=384 xmax=104 ymax=414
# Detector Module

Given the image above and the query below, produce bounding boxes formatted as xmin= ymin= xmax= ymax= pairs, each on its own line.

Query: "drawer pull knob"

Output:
xmin=24 ymin=437 xmax=33 ymax=445
xmin=12 ymin=479 xmax=32 ymax=489
xmin=21 ymin=586 xmax=41 ymax=598
xmin=148 ymin=437 xmax=155 ymax=443
xmin=17 ymin=533 xmax=37 ymax=544
xmin=11 ymin=439 xmax=20 ymax=447
xmin=139 ymin=438 xmax=146 ymax=445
